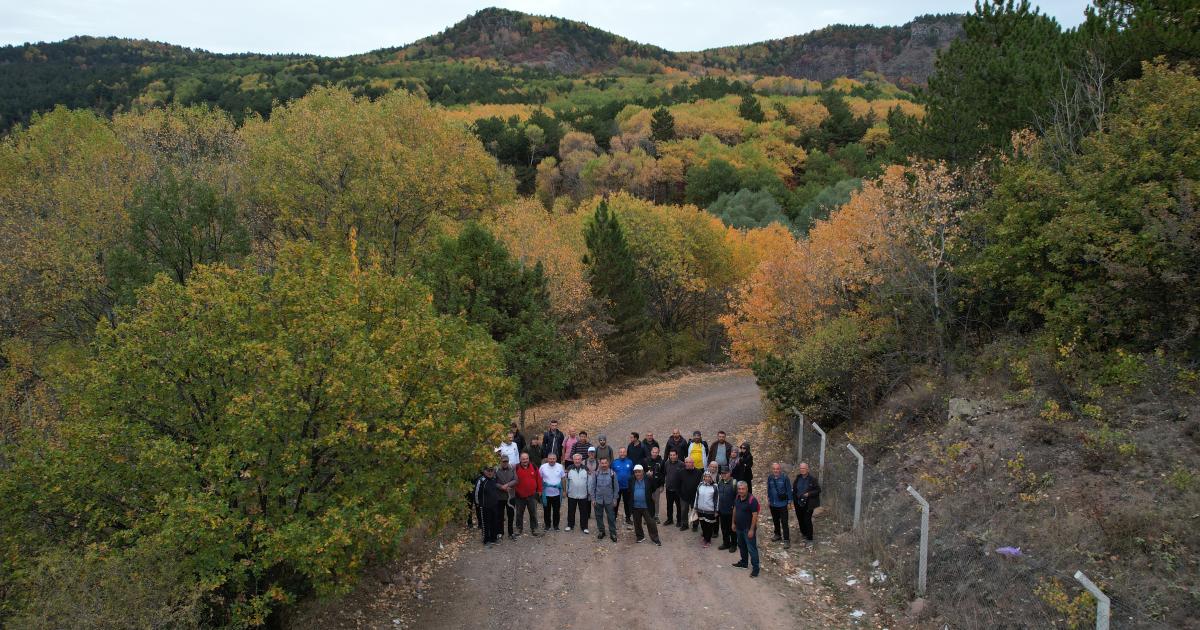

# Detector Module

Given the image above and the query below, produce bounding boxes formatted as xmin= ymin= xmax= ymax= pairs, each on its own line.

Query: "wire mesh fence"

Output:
xmin=784 ymin=411 xmax=1178 ymax=629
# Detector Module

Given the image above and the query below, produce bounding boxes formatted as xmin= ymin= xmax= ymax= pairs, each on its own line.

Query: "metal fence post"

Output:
xmin=811 ymin=422 xmax=826 ymax=478
xmin=906 ymin=485 xmax=929 ymax=596
xmin=847 ymin=443 xmax=864 ymax=529
xmin=1073 ymin=571 xmax=1110 ymax=630
xmin=791 ymin=407 xmax=804 ymax=466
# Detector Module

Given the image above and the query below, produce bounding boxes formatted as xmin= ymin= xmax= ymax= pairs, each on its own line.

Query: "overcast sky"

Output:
xmin=1 ymin=0 xmax=1092 ymax=56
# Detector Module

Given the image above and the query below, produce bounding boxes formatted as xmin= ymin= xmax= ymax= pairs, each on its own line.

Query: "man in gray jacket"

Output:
xmin=589 ymin=457 xmax=620 ymax=543
xmin=494 ymin=455 xmax=517 ymax=541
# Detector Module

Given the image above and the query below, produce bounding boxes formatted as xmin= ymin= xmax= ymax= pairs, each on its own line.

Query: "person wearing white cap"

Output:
xmin=584 ymin=445 xmax=599 ymax=474
xmin=629 ymin=465 xmax=662 ymax=545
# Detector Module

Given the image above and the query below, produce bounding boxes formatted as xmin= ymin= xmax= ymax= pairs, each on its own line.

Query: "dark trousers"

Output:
xmin=594 ymin=502 xmax=617 ymax=537
xmin=617 ymin=488 xmax=633 ymax=521
xmin=567 ymin=497 xmax=591 ymax=529
xmin=543 ymin=495 xmax=561 ymax=529
xmin=700 ymin=516 xmax=716 ymax=542
xmin=770 ymin=505 xmax=790 ymax=541
xmin=513 ymin=495 xmax=538 ymax=532
xmin=795 ymin=502 xmax=815 ymax=541
xmin=501 ymin=499 xmax=515 ymax=536
xmin=482 ymin=503 xmax=500 ymax=543
xmin=737 ymin=530 xmax=760 ymax=569
xmin=665 ymin=490 xmax=683 ymax=523
xmin=632 ymin=507 xmax=660 ymax=543
xmin=719 ymin=512 xmax=735 ymax=547
xmin=466 ymin=492 xmax=480 ymax=528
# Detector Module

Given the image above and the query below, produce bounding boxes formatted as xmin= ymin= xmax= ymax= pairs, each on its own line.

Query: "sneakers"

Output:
xmin=565 ymin=526 xmax=572 ymax=532
xmin=703 ymin=541 xmax=710 ymax=548
xmin=582 ymin=528 xmax=590 ymax=534
xmin=636 ymin=537 xmax=646 ymax=544
xmin=654 ymin=540 xmax=662 ymax=546
xmin=732 ymin=561 xmax=749 ymax=569
xmin=750 ymin=568 xmax=760 ymax=578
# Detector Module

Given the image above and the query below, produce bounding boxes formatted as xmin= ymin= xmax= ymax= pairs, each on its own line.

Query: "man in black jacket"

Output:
xmin=542 ymin=419 xmax=565 ymax=462
xmin=642 ymin=432 xmax=661 ymax=455
xmin=663 ymin=451 xmax=685 ymax=526
xmin=626 ymin=432 xmax=648 ymax=468
xmin=678 ymin=457 xmax=703 ymax=531
xmin=792 ymin=462 xmax=821 ymax=548
xmin=475 ymin=467 xmax=502 ymax=547
xmin=645 ymin=446 xmax=666 ymax=523
xmin=716 ymin=466 xmax=738 ymax=552
xmin=664 ymin=429 xmax=688 ymax=462
xmin=629 ymin=465 xmax=662 ymax=545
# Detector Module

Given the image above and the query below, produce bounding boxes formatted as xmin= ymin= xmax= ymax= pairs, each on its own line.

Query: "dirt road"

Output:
xmin=405 ymin=369 xmax=835 ymax=630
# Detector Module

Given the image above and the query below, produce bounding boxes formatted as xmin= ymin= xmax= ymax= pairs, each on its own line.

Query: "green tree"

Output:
xmin=707 ymin=189 xmax=792 ymax=230
xmin=421 ymin=223 xmax=572 ymax=422
xmin=0 ymin=244 xmax=514 ymax=626
xmin=685 ymin=158 xmax=741 ymax=206
xmin=650 ymin=106 xmax=676 ymax=142
xmin=583 ymin=200 xmax=649 ymax=375
xmin=106 ymin=169 xmax=249 ymax=305
xmin=919 ymin=0 xmax=1068 ymax=162
xmin=738 ymin=94 xmax=765 ymax=123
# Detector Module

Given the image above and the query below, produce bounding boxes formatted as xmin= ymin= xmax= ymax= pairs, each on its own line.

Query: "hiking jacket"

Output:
xmin=715 ymin=479 xmax=737 ymax=514
xmin=793 ymin=473 xmax=821 ymax=509
xmin=475 ymin=475 xmax=500 ymax=506
xmin=629 ymin=476 xmax=659 ymax=512
xmin=687 ymin=440 xmax=708 ymax=469
xmin=611 ymin=458 xmax=633 ymax=490
xmin=707 ymin=441 xmax=733 ymax=468
xmin=593 ymin=444 xmax=614 ymax=463
xmin=524 ymin=443 xmax=543 ymax=468
xmin=626 ymin=441 xmax=648 ymax=467
xmin=663 ymin=436 xmax=688 ymax=460
xmin=514 ymin=462 xmax=542 ymax=499
xmin=494 ymin=465 xmax=517 ymax=500
xmin=590 ymin=468 xmax=620 ymax=505
xmin=664 ymin=459 xmax=685 ymax=492
xmin=645 ymin=456 xmax=665 ymax=487
xmin=694 ymin=482 xmax=718 ymax=514
xmin=565 ymin=466 xmax=591 ymax=500
xmin=542 ymin=429 xmax=565 ymax=461
xmin=767 ymin=474 xmax=792 ymax=508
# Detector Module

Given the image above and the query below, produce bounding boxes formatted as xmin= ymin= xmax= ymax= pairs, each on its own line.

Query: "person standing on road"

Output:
xmin=539 ymin=453 xmax=565 ymax=532
xmin=664 ymin=429 xmax=687 ymax=462
xmin=564 ymin=453 xmax=592 ymax=534
xmin=611 ymin=447 xmax=634 ymax=526
xmin=679 ymin=457 xmax=703 ymax=532
xmin=494 ymin=455 xmax=518 ymax=541
xmin=706 ymin=460 xmax=720 ymax=487
xmin=513 ymin=452 xmax=542 ymax=537
xmin=570 ymin=431 xmax=592 ymax=461
xmin=707 ymin=430 xmax=734 ymax=470
xmin=716 ymin=466 xmax=738 ymax=552
xmin=542 ymin=419 xmax=566 ymax=462
xmin=590 ymin=457 xmax=620 ymax=543
xmin=593 ymin=434 xmax=614 ymax=464
xmin=663 ymin=450 xmax=685 ymax=526
xmin=626 ymin=432 xmax=648 ymax=469
xmin=525 ymin=434 xmax=543 ymax=468
xmin=694 ymin=470 xmax=719 ymax=548
xmin=563 ymin=428 xmax=578 ymax=465
xmin=642 ymin=432 xmax=660 ymax=456
xmin=731 ymin=442 xmax=754 ymax=495
xmin=511 ymin=423 xmax=526 ymax=453
xmin=732 ymin=481 xmax=761 ymax=577
xmin=687 ymin=431 xmax=708 ymax=470
xmin=476 ymin=466 xmax=501 ymax=547
xmin=792 ymin=462 xmax=821 ymax=549
xmin=629 ymin=465 xmax=662 ymax=545
xmin=585 ymin=446 xmax=599 ymax=474
xmin=767 ymin=462 xmax=793 ymax=549
xmin=497 ymin=435 xmax=520 ymax=467
xmin=646 ymin=446 xmax=665 ymax=523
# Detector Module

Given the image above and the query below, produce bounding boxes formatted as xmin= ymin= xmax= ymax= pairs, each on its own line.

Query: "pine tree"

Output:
xmin=583 ymin=200 xmax=649 ymax=375
xmin=738 ymin=94 xmax=765 ymax=123
xmin=422 ymin=222 xmax=572 ymax=420
xmin=650 ymin=106 xmax=676 ymax=142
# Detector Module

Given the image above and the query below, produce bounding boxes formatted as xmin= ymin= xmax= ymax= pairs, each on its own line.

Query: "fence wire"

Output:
xmin=786 ymin=415 xmax=1177 ymax=630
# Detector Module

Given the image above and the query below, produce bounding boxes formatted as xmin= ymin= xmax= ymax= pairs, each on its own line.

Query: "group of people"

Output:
xmin=470 ymin=419 xmax=822 ymax=579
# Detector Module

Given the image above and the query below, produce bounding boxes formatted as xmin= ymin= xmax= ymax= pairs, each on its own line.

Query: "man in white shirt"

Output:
xmin=538 ymin=453 xmax=566 ymax=531
xmin=497 ymin=436 xmax=520 ymax=467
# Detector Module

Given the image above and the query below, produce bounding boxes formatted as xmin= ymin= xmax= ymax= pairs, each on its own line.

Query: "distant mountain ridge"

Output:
xmin=398 ymin=8 xmax=963 ymax=83
xmin=0 ymin=7 xmax=963 ymax=129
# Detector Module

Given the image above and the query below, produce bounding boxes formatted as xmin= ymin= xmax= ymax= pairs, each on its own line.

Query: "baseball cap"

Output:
xmin=633 ymin=464 xmax=644 ymax=471
xmin=588 ymin=446 xmax=596 ymax=452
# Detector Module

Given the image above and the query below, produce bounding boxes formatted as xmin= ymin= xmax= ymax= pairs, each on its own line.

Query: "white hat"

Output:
xmin=588 ymin=446 xmax=596 ymax=452
xmin=633 ymin=464 xmax=644 ymax=471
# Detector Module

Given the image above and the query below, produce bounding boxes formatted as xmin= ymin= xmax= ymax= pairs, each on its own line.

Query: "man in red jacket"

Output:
xmin=513 ymin=452 xmax=543 ymax=537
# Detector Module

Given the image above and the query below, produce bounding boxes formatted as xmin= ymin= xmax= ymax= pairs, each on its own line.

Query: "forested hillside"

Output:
xmin=1 ymin=0 xmax=1198 ymax=627
xmin=0 ymin=7 xmax=958 ymax=130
